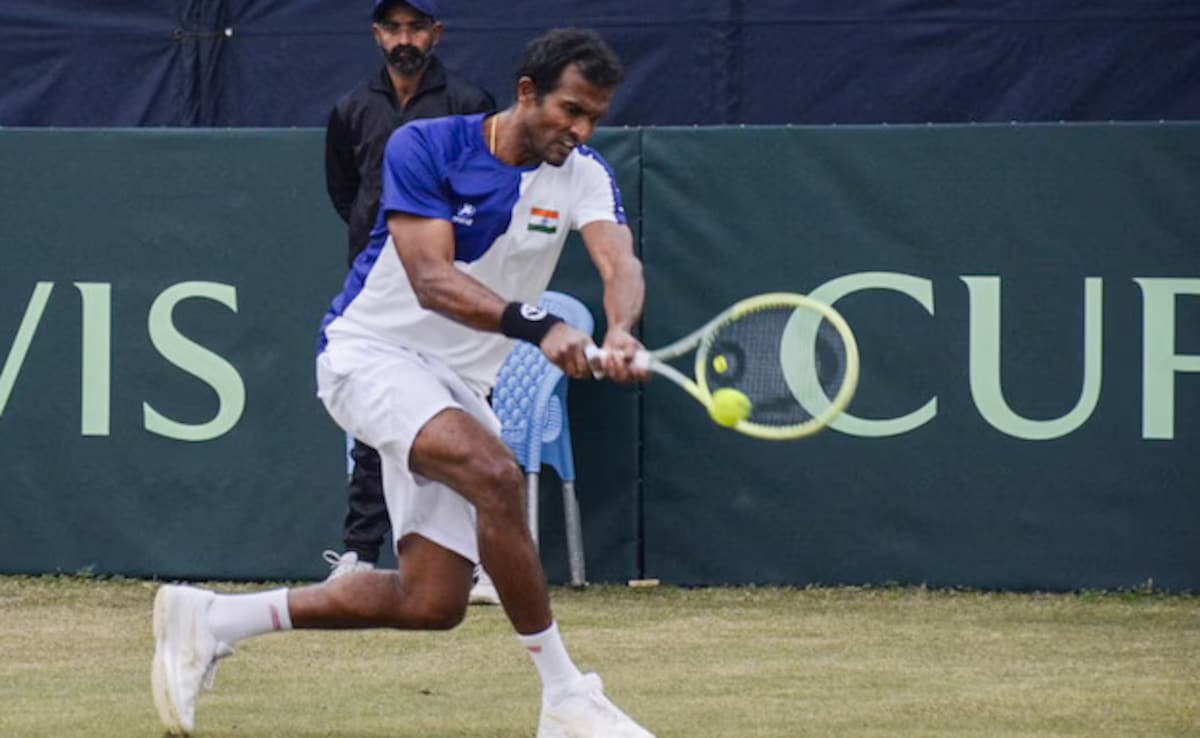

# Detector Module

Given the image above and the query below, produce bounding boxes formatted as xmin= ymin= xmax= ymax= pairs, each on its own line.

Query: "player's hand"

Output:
xmin=539 ymin=323 xmax=595 ymax=379
xmin=594 ymin=327 xmax=648 ymax=384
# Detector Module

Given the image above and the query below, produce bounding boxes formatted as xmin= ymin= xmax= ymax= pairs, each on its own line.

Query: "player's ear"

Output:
xmin=430 ymin=21 xmax=443 ymax=46
xmin=516 ymin=76 xmax=538 ymax=106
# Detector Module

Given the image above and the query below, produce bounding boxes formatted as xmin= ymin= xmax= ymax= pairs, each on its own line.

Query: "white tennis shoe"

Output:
xmin=537 ymin=673 xmax=655 ymax=738
xmin=322 ymin=550 xmax=376 ymax=580
xmin=151 ymin=585 xmax=232 ymax=736
xmin=468 ymin=565 xmax=501 ymax=605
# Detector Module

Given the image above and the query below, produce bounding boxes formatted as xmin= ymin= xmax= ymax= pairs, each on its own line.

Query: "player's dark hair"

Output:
xmin=516 ymin=28 xmax=623 ymax=99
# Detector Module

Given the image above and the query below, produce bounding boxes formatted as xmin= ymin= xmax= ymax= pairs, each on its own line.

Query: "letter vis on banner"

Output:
xmin=0 ymin=281 xmax=245 ymax=442
xmin=0 ymin=282 xmax=54 ymax=420
xmin=144 ymin=282 xmax=246 ymax=442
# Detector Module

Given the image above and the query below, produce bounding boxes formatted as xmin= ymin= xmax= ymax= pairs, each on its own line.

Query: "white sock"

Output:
xmin=518 ymin=621 xmax=583 ymax=702
xmin=206 ymin=588 xmax=292 ymax=646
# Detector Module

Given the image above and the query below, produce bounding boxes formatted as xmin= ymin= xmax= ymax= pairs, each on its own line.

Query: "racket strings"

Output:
xmin=702 ymin=304 xmax=849 ymax=428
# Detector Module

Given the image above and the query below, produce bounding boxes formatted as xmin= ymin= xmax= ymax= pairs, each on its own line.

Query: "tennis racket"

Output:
xmin=586 ymin=292 xmax=859 ymax=440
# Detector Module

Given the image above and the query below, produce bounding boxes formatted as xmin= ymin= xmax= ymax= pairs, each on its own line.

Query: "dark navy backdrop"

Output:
xmin=2 ymin=0 xmax=1198 ymax=127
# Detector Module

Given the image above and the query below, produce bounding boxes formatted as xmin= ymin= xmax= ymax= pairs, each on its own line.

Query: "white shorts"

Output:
xmin=316 ymin=340 xmax=499 ymax=564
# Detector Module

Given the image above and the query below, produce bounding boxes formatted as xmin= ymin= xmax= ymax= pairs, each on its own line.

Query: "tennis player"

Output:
xmin=152 ymin=27 xmax=653 ymax=738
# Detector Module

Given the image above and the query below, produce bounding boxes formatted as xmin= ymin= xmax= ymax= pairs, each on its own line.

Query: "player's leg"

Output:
xmin=152 ymin=533 xmax=472 ymax=736
xmin=403 ymin=407 xmax=655 ymax=737
xmin=293 ymin=532 xmax=472 ymax=629
xmin=151 ymin=408 xmax=516 ymax=735
xmin=407 ymin=406 xmax=551 ymax=634
xmin=153 ymin=348 xmax=474 ymax=736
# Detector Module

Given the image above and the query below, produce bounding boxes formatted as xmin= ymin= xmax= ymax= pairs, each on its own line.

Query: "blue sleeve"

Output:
xmin=572 ymin=146 xmax=627 ymax=229
xmin=379 ymin=124 xmax=452 ymax=221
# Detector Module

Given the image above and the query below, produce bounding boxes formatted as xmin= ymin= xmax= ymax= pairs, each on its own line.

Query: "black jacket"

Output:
xmin=324 ymin=56 xmax=495 ymax=264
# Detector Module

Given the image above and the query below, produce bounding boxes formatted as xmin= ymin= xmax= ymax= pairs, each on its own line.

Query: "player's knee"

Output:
xmin=472 ymin=457 xmax=525 ymax=518
xmin=481 ymin=453 xmax=524 ymax=492
xmin=409 ymin=595 xmax=467 ymax=630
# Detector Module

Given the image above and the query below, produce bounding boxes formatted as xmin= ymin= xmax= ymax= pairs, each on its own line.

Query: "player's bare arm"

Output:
xmin=389 ymin=212 xmax=509 ymax=331
xmin=391 ymin=211 xmax=595 ymax=375
xmin=580 ymin=219 xmax=647 ymax=382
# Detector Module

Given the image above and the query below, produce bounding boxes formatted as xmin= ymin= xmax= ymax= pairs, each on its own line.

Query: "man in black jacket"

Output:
xmin=322 ymin=0 xmax=499 ymax=604
xmin=326 ymin=0 xmax=495 ymax=264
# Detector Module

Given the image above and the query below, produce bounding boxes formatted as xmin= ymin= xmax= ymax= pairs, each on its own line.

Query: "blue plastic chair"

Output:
xmin=493 ymin=291 xmax=593 ymax=587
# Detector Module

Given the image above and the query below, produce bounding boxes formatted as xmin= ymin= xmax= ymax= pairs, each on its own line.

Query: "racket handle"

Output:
xmin=584 ymin=344 xmax=606 ymax=379
xmin=584 ymin=344 xmax=651 ymax=378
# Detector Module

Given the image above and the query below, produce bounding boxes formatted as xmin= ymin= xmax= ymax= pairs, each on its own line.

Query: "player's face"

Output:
xmin=372 ymin=5 xmax=442 ymax=76
xmin=519 ymin=64 xmax=612 ymax=167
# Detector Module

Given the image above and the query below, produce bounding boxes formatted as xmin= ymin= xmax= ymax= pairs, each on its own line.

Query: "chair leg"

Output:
xmin=562 ymin=481 xmax=587 ymax=588
xmin=525 ymin=471 xmax=540 ymax=549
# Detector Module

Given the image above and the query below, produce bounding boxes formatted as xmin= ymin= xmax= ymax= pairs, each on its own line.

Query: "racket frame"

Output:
xmin=642 ymin=292 xmax=860 ymax=440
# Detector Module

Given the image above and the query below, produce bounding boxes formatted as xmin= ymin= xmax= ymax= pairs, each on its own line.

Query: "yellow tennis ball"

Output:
xmin=712 ymin=354 xmax=728 ymax=374
xmin=708 ymin=387 xmax=752 ymax=427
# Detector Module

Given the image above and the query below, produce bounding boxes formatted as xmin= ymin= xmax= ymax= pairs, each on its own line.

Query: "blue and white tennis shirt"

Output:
xmin=319 ymin=112 xmax=625 ymax=393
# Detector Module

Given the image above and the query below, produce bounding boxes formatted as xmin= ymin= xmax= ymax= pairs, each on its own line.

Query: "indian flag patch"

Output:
xmin=528 ymin=207 xmax=559 ymax=234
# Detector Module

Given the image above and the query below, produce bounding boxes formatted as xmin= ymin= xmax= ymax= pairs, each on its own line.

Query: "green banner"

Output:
xmin=639 ymin=124 xmax=1200 ymax=590
xmin=2 ymin=125 xmax=1197 ymax=589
